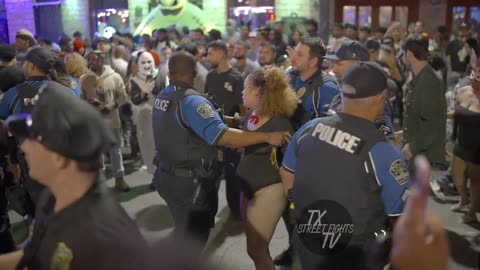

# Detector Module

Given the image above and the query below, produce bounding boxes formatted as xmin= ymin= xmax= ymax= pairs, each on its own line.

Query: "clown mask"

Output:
xmin=138 ymin=51 xmax=158 ymax=80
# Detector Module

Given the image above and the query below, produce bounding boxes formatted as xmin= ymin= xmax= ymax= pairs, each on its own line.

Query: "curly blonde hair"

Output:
xmin=65 ymin=52 xmax=88 ymax=79
xmin=250 ymin=66 xmax=299 ymax=117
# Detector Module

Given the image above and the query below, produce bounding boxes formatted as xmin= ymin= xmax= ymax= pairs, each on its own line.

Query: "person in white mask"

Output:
xmin=130 ymin=51 xmax=160 ymax=174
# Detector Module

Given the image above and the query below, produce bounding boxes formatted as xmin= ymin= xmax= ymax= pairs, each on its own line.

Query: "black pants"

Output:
xmin=0 ymin=172 xmax=15 ymax=254
xmin=224 ymin=149 xmax=242 ymax=218
xmin=153 ymin=170 xmax=218 ymax=246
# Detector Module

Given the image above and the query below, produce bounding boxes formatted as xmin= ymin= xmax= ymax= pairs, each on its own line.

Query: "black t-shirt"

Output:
xmin=205 ymin=68 xmax=244 ymax=116
xmin=236 ymin=111 xmax=294 ymax=198
xmin=17 ymin=177 xmax=149 ymax=270
xmin=446 ymin=39 xmax=468 ymax=73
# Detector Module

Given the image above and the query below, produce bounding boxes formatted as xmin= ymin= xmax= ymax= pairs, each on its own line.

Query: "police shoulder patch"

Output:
xmin=196 ymin=103 xmax=215 ymax=119
xmin=389 ymin=159 xmax=409 ymax=185
xmin=50 ymin=242 xmax=73 ymax=270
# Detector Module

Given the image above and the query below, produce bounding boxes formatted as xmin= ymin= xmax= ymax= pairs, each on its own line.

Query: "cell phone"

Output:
xmin=146 ymin=74 xmax=153 ymax=81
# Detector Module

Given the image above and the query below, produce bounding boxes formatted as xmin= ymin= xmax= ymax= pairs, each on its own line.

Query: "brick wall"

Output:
xmin=5 ymin=0 xmax=35 ymax=43
xmin=61 ymin=0 xmax=90 ymax=37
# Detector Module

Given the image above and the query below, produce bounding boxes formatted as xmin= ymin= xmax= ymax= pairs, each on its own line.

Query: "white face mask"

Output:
xmin=138 ymin=52 xmax=156 ymax=78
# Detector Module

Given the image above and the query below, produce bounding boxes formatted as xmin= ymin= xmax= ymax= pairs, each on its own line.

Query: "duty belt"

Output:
xmin=160 ymin=166 xmax=196 ymax=178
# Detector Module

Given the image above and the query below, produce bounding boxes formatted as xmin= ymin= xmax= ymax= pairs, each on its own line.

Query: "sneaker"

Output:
xmin=115 ymin=177 xmax=131 ymax=192
xmin=273 ymin=247 xmax=293 ymax=266
xmin=429 ymin=180 xmax=447 ymax=201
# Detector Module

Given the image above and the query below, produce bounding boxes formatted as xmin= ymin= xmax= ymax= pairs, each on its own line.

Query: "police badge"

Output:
xmin=50 ymin=242 xmax=73 ymax=270
xmin=389 ymin=159 xmax=409 ymax=185
xmin=296 ymin=87 xmax=306 ymax=98
xmin=196 ymin=103 xmax=215 ymax=119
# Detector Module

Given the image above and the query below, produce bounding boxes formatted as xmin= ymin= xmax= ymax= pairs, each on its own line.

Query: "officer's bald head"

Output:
xmin=168 ymin=52 xmax=197 ymax=84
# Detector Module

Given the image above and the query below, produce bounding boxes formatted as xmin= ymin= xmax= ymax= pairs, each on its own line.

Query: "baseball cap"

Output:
xmin=365 ymin=38 xmax=380 ymax=53
xmin=5 ymin=82 xmax=117 ymax=162
xmin=25 ymin=47 xmax=55 ymax=73
xmin=15 ymin=29 xmax=36 ymax=45
xmin=341 ymin=62 xmax=387 ymax=99
xmin=97 ymin=37 xmax=111 ymax=44
xmin=323 ymin=40 xmax=369 ymax=61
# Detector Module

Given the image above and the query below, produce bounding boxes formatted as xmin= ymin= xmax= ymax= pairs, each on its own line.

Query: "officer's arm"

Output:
xmin=181 ymin=96 xmax=289 ymax=147
xmin=217 ymin=128 xmax=284 ymax=148
xmin=369 ymin=142 xmax=413 ymax=218
xmin=280 ymin=167 xmax=294 ymax=195
xmin=0 ymin=250 xmax=23 ymax=270
xmin=318 ymin=81 xmax=341 ymax=114
xmin=279 ymin=124 xmax=309 ymax=194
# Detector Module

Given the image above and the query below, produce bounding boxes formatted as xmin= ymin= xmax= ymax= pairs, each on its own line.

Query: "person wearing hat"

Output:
xmin=0 ymin=44 xmax=25 ymax=93
xmin=280 ymin=62 xmax=411 ymax=270
xmin=15 ymin=29 xmax=37 ymax=67
xmin=247 ymin=31 xmax=261 ymax=62
xmin=325 ymin=40 xmax=396 ymax=141
xmin=80 ymin=50 xmax=130 ymax=192
xmin=365 ymin=38 xmax=381 ymax=62
xmin=273 ymin=36 xmax=340 ymax=266
xmin=0 ymin=82 xmax=149 ymax=270
xmin=0 ymin=47 xmax=59 ymax=119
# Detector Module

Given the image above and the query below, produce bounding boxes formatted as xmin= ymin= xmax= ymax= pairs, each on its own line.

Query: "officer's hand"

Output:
xmin=391 ymin=157 xmax=450 ymax=270
xmin=267 ymin=131 xmax=291 ymax=146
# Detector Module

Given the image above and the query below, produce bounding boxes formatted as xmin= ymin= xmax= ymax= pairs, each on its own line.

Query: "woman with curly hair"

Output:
xmin=237 ymin=66 xmax=299 ymax=270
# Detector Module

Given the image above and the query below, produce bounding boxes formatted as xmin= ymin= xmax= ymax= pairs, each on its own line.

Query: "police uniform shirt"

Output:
xmin=374 ymin=100 xmax=395 ymax=140
xmin=158 ymin=84 xmax=228 ymax=145
xmin=293 ymin=75 xmax=341 ymax=115
xmin=205 ymin=68 xmax=243 ymax=116
xmin=17 ymin=177 xmax=148 ymax=270
xmin=0 ymin=79 xmax=78 ymax=119
xmin=282 ymin=113 xmax=411 ymax=217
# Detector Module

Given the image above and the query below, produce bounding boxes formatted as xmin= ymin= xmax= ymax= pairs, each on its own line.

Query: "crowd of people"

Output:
xmin=0 ymin=16 xmax=476 ymax=270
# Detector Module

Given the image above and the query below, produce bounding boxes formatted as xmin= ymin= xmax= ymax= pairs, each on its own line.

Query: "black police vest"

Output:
xmin=9 ymin=77 xmax=50 ymax=115
xmin=152 ymin=85 xmax=218 ymax=170
xmin=293 ymin=113 xmax=388 ymax=246
xmin=289 ymin=71 xmax=337 ymax=130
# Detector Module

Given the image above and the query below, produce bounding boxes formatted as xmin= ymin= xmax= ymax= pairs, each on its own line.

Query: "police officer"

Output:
xmin=0 ymin=82 xmax=149 ymax=270
xmin=275 ymin=36 xmax=341 ymax=266
xmin=152 ymin=52 xmax=290 ymax=246
xmin=325 ymin=40 xmax=396 ymax=141
xmin=280 ymin=63 xmax=411 ymax=270
xmin=205 ymin=41 xmax=245 ymax=218
xmin=0 ymin=47 xmax=60 ymax=211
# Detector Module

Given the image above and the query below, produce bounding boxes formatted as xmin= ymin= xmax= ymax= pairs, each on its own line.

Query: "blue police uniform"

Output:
xmin=374 ymin=100 xmax=395 ymax=140
xmin=152 ymin=81 xmax=227 ymax=244
xmin=0 ymin=77 xmax=78 ymax=119
xmin=282 ymin=113 xmax=411 ymax=269
xmin=289 ymin=71 xmax=341 ymax=129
